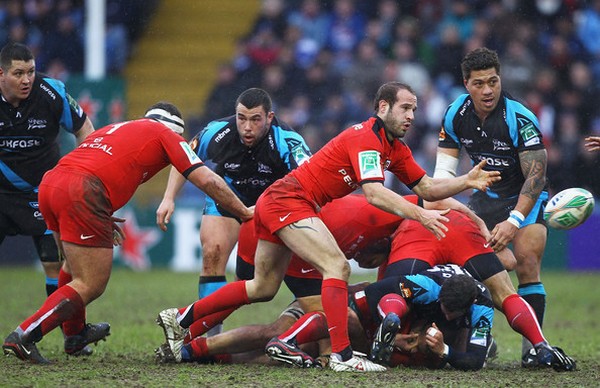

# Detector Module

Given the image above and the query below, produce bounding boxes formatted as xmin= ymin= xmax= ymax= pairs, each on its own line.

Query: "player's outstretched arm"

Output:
xmin=74 ymin=117 xmax=95 ymax=145
xmin=187 ymin=166 xmax=253 ymax=222
xmin=362 ymin=182 xmax=449 ymax=240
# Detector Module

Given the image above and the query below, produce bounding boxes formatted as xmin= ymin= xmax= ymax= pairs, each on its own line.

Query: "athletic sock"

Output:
xmin=178 ymin=280 xmax=249 ymax=328
xmin=377 ymin=293 xmax=408 ymax=320
xmin=19 ymin=285 xmax=84 ymax=342
xmin=45 ymin=277 xmax=58 ymax=296
xmin=502 ymin=293 xmax=546 ymax=346
xmin=321 ymin=278 xmax=350 ymax=355
xmin=188 ymin=336 xmax=209 ymax=359
xmin=518 ymin=282 xmax=546 ymax=354
xmin=56 ymin=268 xmax=85 ymax=336
xmin=198 ymin=275 xmax=227 ymax=299
xmin=186 ymin=307 xmax=236 ymax=341
xmin=279 ymin=311 xmax=328 ymax=345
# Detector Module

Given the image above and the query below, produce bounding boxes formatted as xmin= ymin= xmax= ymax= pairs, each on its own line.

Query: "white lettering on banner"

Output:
xmin=171 ymin=208 xmax=203 ymax=271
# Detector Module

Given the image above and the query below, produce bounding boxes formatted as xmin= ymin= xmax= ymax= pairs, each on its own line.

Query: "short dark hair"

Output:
xmin=461 ymin=47 xmax=500 ymax=81
xmin=439 ymin=274 xmax=478 ymax=313
xmin=145 ymin=101 xmax=182 ymax=119
xmin=236 ymin=88 xmax=272 ymax=114
xmin=0 ymin=42 xmax=34 ymax=70
xmin=373 ymin=82 xmax=416 ymax=112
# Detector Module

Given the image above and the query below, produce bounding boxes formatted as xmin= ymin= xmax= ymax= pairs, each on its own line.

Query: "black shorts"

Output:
xmin=235 ymin=255 xmax=322 ymax=298
xmin=0 ymin=192 xmax=49 ymax=237
xmin=468 ymin=191 xmax=547 ymax=230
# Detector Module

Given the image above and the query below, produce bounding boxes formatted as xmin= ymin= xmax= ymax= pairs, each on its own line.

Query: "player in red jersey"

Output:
xmin=156 ymin=82 xmax=500 ymax=372
xmin=2 ymin=102 xmax=253 ymax=364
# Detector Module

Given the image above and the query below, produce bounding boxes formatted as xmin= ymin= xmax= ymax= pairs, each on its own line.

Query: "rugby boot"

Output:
xmin=2 ymin=331 xmax=50 ymax=364
xmin=64 ymin=322 xmax=110 ymax=355
xmin=330 ymin=351 xmax=387 ymax=372
xmin=369 ymin=312 xmax=400 ymax=365
xmin=265 ymin=337 xmax=315 ymax=368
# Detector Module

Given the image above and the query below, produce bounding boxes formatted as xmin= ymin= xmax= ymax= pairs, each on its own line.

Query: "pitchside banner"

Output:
xmin=1 ymin=201 xmax=599 ymax=271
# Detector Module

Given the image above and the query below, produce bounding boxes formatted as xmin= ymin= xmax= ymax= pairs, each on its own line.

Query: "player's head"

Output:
xmin=0 ymin=42 xmax=36 ymax=104
xmin=439 ymin=274 xmax=478 ymax=320
xmin=461 ymin=47 xmax=502 ymax=119
xmin=144 ymin=102 xmax=185 ymax=134
xmin=235 ymin=88 xmax=274 ymax=147
xmin=374 ymin=82 xmax=417 ymax=141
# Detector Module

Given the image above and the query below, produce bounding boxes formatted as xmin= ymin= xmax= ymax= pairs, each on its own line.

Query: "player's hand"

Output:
xmin=488 ymin=220 xmax=518 ymax=252
xmin=112 ymin=216 xmax=126 ymax=246
xmin=417 ymin=208 xmax=450 ymax=240
xmin=156 ymin=198 xmax=175 ymax=231
xmin=240 ymin=205 xmax=255 ymax=222
xmin=584 ymin=136 xmax=600 ymax=152
xmin=466 ymin=160 xmax=501 ymax=191
xmin=425 ymin=323 xmax=446 ymax=357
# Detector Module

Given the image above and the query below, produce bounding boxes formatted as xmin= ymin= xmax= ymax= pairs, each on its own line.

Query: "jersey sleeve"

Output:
xmin=160 ymin=130 xmax=204 ymax=176
xmin=386 ymin=143 xmax=426 ymax=189
xmin=43 ymin=77 xmax=87 ymax=133
xmin=505 ymin=99 xmax=545 ymax=152
xmin=444 ymin=304 xmax=493 ymax=370
xmin=345 ymin=129 xmax=387 ymax=184
xmin=438 ymin=95 xmax=469 ymax=149
xmin=273 ymin=122 xmax=312 ymax=169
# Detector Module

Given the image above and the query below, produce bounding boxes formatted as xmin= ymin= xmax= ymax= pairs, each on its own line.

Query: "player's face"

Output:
xmin=464 ymin=68 xmax=501 ymax=120
xmin=0 ymin=59 xmax=35 ymax=106
xmin=235 ymin=103 xmax=274 ymax=147
xmin=379 ymin=89 xmax=417 ymax=142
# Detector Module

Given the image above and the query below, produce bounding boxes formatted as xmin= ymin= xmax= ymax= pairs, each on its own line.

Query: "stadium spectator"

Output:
xmin=434 ymin=47 xmax=551 ymax=367
xmin=2 ymin=101 xmax=253 ymax=364
xmin=0 ymin=42 xmax=95 ymax=356
xmin=155 ymin=88 xmax=311 ymax=337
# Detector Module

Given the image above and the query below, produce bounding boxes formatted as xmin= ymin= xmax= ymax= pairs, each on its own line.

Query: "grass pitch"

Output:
xmin=1 ymin=268 xmax=599 ymax=387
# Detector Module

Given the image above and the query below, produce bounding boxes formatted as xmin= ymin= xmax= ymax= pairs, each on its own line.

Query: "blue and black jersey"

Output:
xmin=189 ymin=115 xmax=311 ymax=206
xmin=438 ymin=92 xmax=546 ymax=199
xmin=0 ymin=73 xmax=87 ymax=194
xmin=362 ymin=264 xmax=494 ymax=370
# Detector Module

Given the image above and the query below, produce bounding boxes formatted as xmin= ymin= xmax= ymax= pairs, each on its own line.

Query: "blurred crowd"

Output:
xmin=2 ymin=0 xmax=600 ymax=197
xmin=194 ymin=0 xmax=600 ymax=197
xmin=0 ymin=0 xmax=155 ymax=77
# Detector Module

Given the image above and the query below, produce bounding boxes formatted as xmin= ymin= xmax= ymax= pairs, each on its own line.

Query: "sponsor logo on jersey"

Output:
xmin=338 ymin=168 xmax=359 ymax=189
xmin=0 ymin=137 xmax=43 ymax=149
xmin=399 ymin=283 xmax=413 ymax=299
xmin=28 ymin=201 xmax=39 ymax=209
xmin=180 ymin=141 xmax=201 ymax=164
xmin=257 ymin=163 xmax=272 ymax=174
xmin=40 ymin=83 xmax=56 ymax=100
xmin=492 ymin=139 xmax=510 ymax=151
xmin=214 ymin=127 xmax=230 ymax=143
xmin=224 ymin=162 xmax=241 ymax=171
xmin=189 ymin=137 xmax=199 ymax=152
xmin=473 ymin=154 xmax=511 ymax=168
xmin=235 ymin=177 xmax=270 ymax=187
xmin=460 ymin=138 xmax=474 ymax=147
xmin=80 ymin=137 xmax=113 ymax=155
xmin=459 ymin=99 xmax=471 ymax=116
xmin=438 ymin=126 xmax=446 ymax=141
xmin=28 ymin=118 xmax=47 ymax=130
xmin=358 ymin=150 xmax=383 ymax=180
xmin=66 ymin=93 xmax=84 ymax=117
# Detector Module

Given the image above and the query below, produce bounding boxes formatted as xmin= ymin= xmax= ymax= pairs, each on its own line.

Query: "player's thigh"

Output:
xmin=62 ymin=241 xmax=113 ymax=303
xmin=248 ymin=239 xmax=291 ymax=299
xmin=200 ymin=215 xmax=240 ymax=258
xmin=513 ymin=223 xmax=546 ymax=264
xmin=277 ymin=217 xmax=348 ymax=279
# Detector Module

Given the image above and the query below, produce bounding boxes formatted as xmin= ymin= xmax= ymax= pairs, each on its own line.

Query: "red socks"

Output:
xmin=279 ymin=311 xmax=328 ymax=345
xmin=321 ymin=278 xmax=350 ymax=354
xmin=502 ymin=293 xmax=546 ymax=346
xmin=377 ymin=293 xmax=408 ymax=319
xmin=19 ymin=285 xmax=84 ymax=341
xmin=178 ymin=280 xmax=249 ymax=328
xmin=185 ymin=308 xmax=236 ymax=342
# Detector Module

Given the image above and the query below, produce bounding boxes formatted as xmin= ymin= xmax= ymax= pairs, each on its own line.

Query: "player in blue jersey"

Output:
xmin=0 ymin=43 xmax=98 ymax=355
xmin=433 ymin=47 xmax=550 ymax=366
xmin=156 ymin=88 xmax=311 ymax=335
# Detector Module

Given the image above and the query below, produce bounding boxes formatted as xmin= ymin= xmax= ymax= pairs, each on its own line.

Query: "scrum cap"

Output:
xmin=144 ymin=108 xmax=185 ymax=135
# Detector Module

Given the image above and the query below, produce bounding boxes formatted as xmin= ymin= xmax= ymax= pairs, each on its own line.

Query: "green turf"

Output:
xmin=1 ymin=268 xmax=599 ymax=387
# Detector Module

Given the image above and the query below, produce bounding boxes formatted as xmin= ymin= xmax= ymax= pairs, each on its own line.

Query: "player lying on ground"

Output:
xmin=267 ymin=210 xmax=576 ymax=371
xmin=155 ymin=194 xmax=495 ymax=365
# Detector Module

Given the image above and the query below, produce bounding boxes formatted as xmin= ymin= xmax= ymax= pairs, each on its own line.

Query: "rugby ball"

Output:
xmin=543 ymin=188 xmax=595 ymax=230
